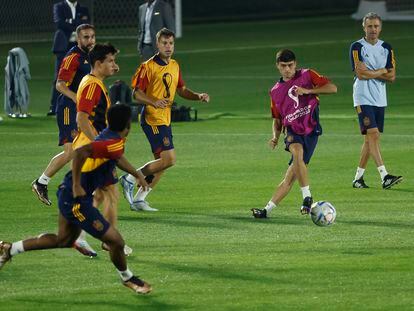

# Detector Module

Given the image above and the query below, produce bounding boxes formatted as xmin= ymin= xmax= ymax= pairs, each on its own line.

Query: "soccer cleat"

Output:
xmin=131 ymin=200 xmax=158 ymax=212
xmin=352 ymin=177 xmax=369 ymax=188
xmin=123 ymin=276 xmax=152 ymax=294
xmin=102 ymin=243 xmax=133 ymax=256
xmin=119 ymin=175 xmax=135 ymax=204
xmin=382 ymin=174 xmax=403 ymax=189
xmin=251 ymin=208 xmax=267 ymax=218
xmin=73 ymin=239 xmax=97 ymax=258
xmin=31 ymin=179 xmax=52 ymax=206
xmin=300 ymin=196 xmax=313 ymax=215
xmin=0 ymin=241 xmax=12 ymax=270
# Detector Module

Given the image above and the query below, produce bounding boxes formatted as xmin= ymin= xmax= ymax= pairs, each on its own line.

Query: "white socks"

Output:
xmin=301 ymin=186 xmax=311 ymax=199
xmin=264 ymin=200 xmax=276 ymax=213
xmin=377 ymin=165 xmax=388 ymax=181
xmin=117 ymin=268 xmax=134 ymax=281
xmin=76 ymin=230 xmax=87 ymax=241
xmin=134 ymin=186 xmax=152 ymax=202
xmin=10 ymin=241 xmax=24 ymax=256
xmin=38 ymin=173 xmax=51 ymax=185
xmin=354 ymin=167 xmax=365 ymax=181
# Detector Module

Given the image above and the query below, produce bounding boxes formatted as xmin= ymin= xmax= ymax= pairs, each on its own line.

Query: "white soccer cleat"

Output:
xmin=73 ymin=239 xmax=97 ymax=258
xmin=131 ymin=200 xmax=158 ymax=212
xmin=0 ymin=241 xmax=12 ymax=270
xmin=119 ymin=175 xmax=135 ymax=204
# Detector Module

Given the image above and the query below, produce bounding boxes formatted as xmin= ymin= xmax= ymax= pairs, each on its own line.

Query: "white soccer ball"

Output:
xmin=310 ymin=201 xmax=336 ymax=227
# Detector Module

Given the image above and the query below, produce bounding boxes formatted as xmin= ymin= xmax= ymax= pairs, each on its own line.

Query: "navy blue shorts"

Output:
xmin=56 ymin=96 xmax=78 ymax=146
xmin=284 ymin=130 xmax=319 ymax=165
xmin=141 ymin=122 xmax=174 ymax=156
xmin=57 ymin=186 xmax=110 ymax=239
xmin=356 ymin=105 xmax=385 ymax=134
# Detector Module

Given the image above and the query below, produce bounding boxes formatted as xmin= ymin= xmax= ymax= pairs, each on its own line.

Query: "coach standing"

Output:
xmin=138 ymin=0 xmax=175 ymax=61
xmin=48 ymin=0 xmax=90 ymax=116
xmin=350 ymin=12 xmax=402 ymax=189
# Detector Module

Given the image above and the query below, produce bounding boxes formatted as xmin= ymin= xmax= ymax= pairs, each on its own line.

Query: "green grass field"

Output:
xmin=0 ymin=16 xmax=413 ymax=310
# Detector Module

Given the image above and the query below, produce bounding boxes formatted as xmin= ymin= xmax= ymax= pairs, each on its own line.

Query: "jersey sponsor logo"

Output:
xmin=162 ymin=73 xmax=173 ymax=98
xmin=285 ymin=105 xmax=311 ymax=123
xmin=363 ymin=117 xmax=370 ymax=127
xmin=93 ymin=220 xmax=104 ymax=232
xmin=288 ymin=85 xmax=299 ymax=108
xmin=163 ymin=136 xmax=170 ymax=147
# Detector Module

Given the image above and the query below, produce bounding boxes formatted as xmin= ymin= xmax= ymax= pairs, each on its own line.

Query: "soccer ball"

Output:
xmin=310 ymin=201 xmax=336 ymax=227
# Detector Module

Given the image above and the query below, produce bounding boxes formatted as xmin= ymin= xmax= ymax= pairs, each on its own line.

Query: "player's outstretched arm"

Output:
xmin=116 ymin=156 xmax=149 ymax=190
xmin=177 ymin=87 xmax=210 ymax=103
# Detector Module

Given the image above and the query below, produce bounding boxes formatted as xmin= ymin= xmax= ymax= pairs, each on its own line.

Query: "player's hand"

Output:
xmin=198 ymin=93 xmax=210 ymax=103
xmin=73 ymin=184 xmax=86 ymax=198
xmin=134 ymin=169 xmax=150 ymax=192
xmin=268 ymin=137 xmax=278 ymax=150
xmin=296 ymin=87 xmax=310 ymax=96
xmin=153 ymin=99 xmax=169 ymax=108
xmin=356 ymin=61 xmax=368 ymax=71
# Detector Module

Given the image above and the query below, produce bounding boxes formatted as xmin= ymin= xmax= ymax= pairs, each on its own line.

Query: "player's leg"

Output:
xmin=121 ymin=124 xmax=174 ymax=210
xmin=100 ymin=226 xmax=151 ymax=294
xmin=353 ymin=135 xmax=370 ymax=188
xmin=0 ymin=213 xmax=80 ymax=269
xmin=252 ymin=165 xmax=296 ymax=219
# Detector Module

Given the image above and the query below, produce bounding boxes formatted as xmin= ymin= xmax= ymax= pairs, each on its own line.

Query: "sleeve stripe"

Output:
xmin=391 ymin=50 xmax=396 ymax=68
xmin=86 ymin=84 xmax=97 ymax=100
xmin=107 ymin=141 xmax=124 ymax=151
xmin=107 ymin=146 xmax=123 ymax=153
xmin=352 ymin=50 xmax=360 ymax=63
xmin=63 ymin=54 xmax=77 ymax=70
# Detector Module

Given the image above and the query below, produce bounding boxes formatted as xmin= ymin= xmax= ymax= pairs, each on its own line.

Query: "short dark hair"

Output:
xmin=156 ymin=28 xmax=175 ymax=42
xmin=76 ymin=23 xmax=95 ymax=36
xmin=276 ymin=49 xmax=296 ymax=63
xmin=88 ymin=43 xmax=118 ymax=67
xmin=107 ymin=103 xmax=132 ymax=132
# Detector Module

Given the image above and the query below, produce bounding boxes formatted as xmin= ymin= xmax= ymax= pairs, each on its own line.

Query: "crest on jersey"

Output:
xmin=363 ymin=117 xmax=370 ymax=127
xmin=93 ymin=220 xmax=104 ymax=232
xmin=71 ymin=130 xmax=78 ymax=139
xmin=163 ymin=137 xmax=170 ymax=147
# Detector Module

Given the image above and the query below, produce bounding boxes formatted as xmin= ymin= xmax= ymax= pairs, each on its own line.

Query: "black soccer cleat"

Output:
xmin=123 ymin=276 xmax=152 ymax=294
xmin=300 ymin=196 xmax=313 ymax=215
xmin=251 ymin=208 xmax=267 ymax=219
xmin=31 ymin=179 xmax=52 ymax=206
xmin=382 ymin=174 xmax=403 ymax=189
xmin=353 ymin=177 xmax=369 ymax=188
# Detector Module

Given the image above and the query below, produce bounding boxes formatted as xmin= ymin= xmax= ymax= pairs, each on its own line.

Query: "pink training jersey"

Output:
xmin=270 ymin=69 xmax=329 ymax=135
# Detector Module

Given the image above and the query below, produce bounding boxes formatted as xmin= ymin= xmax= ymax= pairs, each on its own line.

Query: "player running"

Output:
xmin=1 ymin=104 xmax=152 ymax=294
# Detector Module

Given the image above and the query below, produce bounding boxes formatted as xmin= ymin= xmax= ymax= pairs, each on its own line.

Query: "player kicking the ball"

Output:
xmin=0 ymin=104 xmax=151 ymax=294
xmin=252 ymin=49 xmax=337 ymax=219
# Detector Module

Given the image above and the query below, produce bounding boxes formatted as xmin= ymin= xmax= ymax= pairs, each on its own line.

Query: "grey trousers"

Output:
xmin=140 ymin=43 xmax=157 ymax=61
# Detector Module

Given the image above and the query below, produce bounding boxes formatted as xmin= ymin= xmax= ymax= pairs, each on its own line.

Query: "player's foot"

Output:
xmin=123 ymin=276 xmax=152 ymax=294
xmin=0 ymin=241 xmax=12 ymax=270
xmin=352 ymin=177 xmax=369 ymax=188
xmin=46 ymin=110 xmax=56 ymax=116
xmin=101 ymin=243 xmax=133 ymax=256
xmin=119 ymin=174 xmax=135 ymax=204
xmin=251 ymin=208 xmax=267 ymax=218
xmin=31 ymin=179 xmax=52 ymax=206
xmin=300 ymin=196 xmax=313 ymax=215
xmin=131 ymin=200 xmax=158 ymax=212
xmin=73 ymin=239 xmax=97 ymax=258
xmin=382 ymin=174 xmax=403 ymax=189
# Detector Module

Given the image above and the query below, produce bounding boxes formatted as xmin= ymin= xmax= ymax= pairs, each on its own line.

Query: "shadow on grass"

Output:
xmin=118 ymin=212 xmax=304 ymax=230
xmin=338 ymin=219 xmax=412 ymax=229
xmin=13 ymin=295 xmax=183 ymax=311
